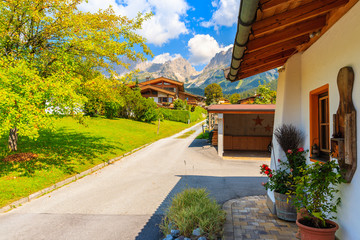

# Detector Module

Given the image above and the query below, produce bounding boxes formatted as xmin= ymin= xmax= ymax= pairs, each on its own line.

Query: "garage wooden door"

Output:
xmin=224 ymin=136 xmax=271 ymax=151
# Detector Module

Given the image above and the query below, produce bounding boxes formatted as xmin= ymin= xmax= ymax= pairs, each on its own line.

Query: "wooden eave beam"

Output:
xmin=259 ymin=0 xmax=292 ymax=11
xmin=247 ymin=15 xmax=327 ymax=53
xmin=240 ymin=49 xmax=294 ymax=73
xmin=242 ymin=35 xmax=309 ymax=62
xmin=235 ymin=59 xmax=287 ymax=81
xmin=253 ymin=0 xmax=349 ymax=37
xmin=240 ymin=49 xmax=295 ymax=72
xmin=298 ymin=0 xmax=359 ymax=52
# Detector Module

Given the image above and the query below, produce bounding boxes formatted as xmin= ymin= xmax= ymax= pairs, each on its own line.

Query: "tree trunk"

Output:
xmin=8 ymin=127 xmax=18 ymax=152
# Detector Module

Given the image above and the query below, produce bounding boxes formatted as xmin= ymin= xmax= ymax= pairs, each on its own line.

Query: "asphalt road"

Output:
xmin=0 ymin=122 xmax=269 ymax=240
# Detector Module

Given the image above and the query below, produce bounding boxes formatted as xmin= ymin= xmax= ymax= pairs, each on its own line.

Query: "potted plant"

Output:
xmin=260 ymin=148 xmax=307 ymax=221
xmin=291 ymin=160 xmax=345 ymax=240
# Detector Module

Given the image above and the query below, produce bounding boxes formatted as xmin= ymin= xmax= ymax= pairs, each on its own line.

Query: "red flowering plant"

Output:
xmin=286 ymin=147 xmax=308 ymax=178
xmin=260 ymin=148 xmax=308 ymax=194
xmin=260 ymin=161 xmax=294 ymax=194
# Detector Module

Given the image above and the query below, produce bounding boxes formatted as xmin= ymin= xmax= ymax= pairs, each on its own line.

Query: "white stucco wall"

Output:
xmin=273 ymin=3 xmax=360 ymax=239
xmin=150 ymin=97 xmax=158 ymax=103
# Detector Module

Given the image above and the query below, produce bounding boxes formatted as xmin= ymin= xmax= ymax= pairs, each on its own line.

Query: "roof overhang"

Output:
xmin=140 ymin=85 xmax=176 ymax=96
xmin=139 ymin=77 xmax=185 ymax=92
xmin=225 ymin=0 xmax=358 ymax=82
xmin=207 ymin=104 xmax=275 ymax=114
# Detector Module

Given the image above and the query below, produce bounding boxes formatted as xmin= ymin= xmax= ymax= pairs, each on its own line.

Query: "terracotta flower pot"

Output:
xmin=296 ymin=218 xmax=339 ymax=240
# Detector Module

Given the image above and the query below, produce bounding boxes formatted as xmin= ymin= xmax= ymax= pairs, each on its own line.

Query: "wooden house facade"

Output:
xmin=135 ymin=77 xmax=204 ymax=107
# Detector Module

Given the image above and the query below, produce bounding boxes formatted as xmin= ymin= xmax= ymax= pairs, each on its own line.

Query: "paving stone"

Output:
xmin=222 ymin=195 xmax=298 ymax=240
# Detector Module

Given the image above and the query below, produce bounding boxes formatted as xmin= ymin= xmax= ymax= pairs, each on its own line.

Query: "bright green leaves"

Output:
xmin=0 ymin=0 xmax=152 ymax=148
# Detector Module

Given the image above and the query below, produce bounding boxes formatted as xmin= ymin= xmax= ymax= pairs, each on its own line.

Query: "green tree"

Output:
xmin=204 ymin=83 xmax=223 ymax=105
xmin=229 ymin=93 xmax=241 ymax=104
xmin=173 ymin=99 xmax=188 ymax=110
xmin=0 ymin=0 xmax=152 ymax=151
xmin=253 ymin=82 xmax=277 ymax=104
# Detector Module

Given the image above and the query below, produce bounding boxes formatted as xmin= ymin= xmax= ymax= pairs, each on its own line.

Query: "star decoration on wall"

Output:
xmin=265 ymin=124 xmax=272 ymax=132
xmin=252 ymin=115 xmax=264 ymax=126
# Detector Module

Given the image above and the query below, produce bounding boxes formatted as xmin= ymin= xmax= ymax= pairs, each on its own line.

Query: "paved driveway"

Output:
xmin=0 ymin=123 xmax=269 ymax=240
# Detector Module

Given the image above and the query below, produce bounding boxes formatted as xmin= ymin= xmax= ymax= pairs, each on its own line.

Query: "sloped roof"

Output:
xmin=226 ymin=0 xmax=357 ymax=82
xmin=139 ymin=77 xmax=185 ymax=91
xmin=182 ymin=91 xmax=205 ymax=100
xmin=140 ymin=85 xmax=176 ymax=96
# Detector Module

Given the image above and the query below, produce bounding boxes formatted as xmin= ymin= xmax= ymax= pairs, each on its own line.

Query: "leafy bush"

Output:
xmin=291 ymin=160 xmax=345 ymax=228
xmin=160 ymin=108 xmax=190 ymax=123
xmin=160 ymin=188 xmax=226 ymax=240
xmin=160 ymin=106 xmax=206 ymax=123
xmin=196 ymin=131 xmax=209 ymax=139
xmin=104 ymin=101 xmax=121 ymax=119
xmin=190 ymin=106 xmax=207 ymax=122
xmin=173 ymin=99 xmax=188 ymax=110
xmin=133 ymin=97 xmax=159 ymax=122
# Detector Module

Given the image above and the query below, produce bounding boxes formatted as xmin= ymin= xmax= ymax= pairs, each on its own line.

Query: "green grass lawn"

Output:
xmin=196 ymin=131 xmax=210 ymax=139
xmin=176 ymin=130 xmax=196 ymax=139
xmin=0 ymin=116 xmax=203 ymax=208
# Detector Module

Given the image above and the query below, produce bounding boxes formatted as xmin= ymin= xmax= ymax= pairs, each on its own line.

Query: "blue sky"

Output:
xmin=79 ymin=0 xmax=240 ymax=71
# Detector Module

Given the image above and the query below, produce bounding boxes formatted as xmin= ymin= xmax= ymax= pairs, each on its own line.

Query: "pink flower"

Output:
xmin=298 ymin=147 xmax=304 ymax=152
xmin=261 ymin=182 xmax=266 ymax=186
xmin=269 ymin=174 xmax=273 ymax=178
xmin=290 ymin=168 xmax=293 ymax=172
xmin=287 ymin=149 xmax=293 ymax=154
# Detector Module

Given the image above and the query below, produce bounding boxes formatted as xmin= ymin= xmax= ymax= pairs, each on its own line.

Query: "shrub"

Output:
xmin=291 ymin=160 xmax=345 ymax=228
xmin=274 ymin=124 xmax=304 ymax=154
xmin=133 ymin=97 xmax=159 ymax=122
xmin=173 ymin=99 xmax=188 ymax=110
xmin=104 ymin=101 xmax=120 ymax=119
xmin=160 ymin=188 xmax=226 ymax=240
xmin=160 ymin=108 xmax=190 ymax=123
xmin=160 ymin=106 xmax=206 ymax=123
xmin=190 ymin=106 xmax=207 ymax=122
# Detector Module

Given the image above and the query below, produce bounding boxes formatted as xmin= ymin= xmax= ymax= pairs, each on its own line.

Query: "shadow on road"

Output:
xmin=135 ymin=136 xmax=267 ymax=240
xmin=135 ymin=175 xmax=267 ymax=240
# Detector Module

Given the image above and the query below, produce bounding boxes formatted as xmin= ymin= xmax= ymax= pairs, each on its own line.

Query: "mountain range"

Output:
xmin=111 ymin=47 xmax=278 ymax=96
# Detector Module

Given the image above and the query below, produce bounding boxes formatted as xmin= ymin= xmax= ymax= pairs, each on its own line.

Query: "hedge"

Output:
xmin=160 ymin=107 xmax=206 ymax=124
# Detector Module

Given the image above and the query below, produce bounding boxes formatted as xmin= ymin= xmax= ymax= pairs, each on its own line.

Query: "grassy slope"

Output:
xmin=0 ymin=116 xmax=203 ymax=207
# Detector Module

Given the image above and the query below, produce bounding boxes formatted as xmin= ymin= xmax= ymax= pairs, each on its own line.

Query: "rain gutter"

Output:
xmin=225 ymin=0 xmax=260 ymax=82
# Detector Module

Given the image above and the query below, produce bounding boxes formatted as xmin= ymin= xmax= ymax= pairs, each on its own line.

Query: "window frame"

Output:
xmin=309 ymin=84 xmax=330 ymax=162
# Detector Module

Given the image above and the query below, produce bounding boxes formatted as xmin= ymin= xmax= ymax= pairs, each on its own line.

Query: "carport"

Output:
xmin=207 ymin=104 xmax=275 ymax=157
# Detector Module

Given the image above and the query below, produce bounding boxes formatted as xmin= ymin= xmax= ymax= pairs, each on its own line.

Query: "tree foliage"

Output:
xmin=0 ymin=0 xmax=152 ymax=150
xmin=229 ymin=93 xmax=241 ymax=104
xmin=253 ymin=81 xmax=277 ymax=104
xmin=204 ymin=83 xmax=223 ymax=105
xmin=173 ymin=99 xmax=188 ymax=110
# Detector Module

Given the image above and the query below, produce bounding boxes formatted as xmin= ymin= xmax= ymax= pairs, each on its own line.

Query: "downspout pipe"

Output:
xmin=225 ymin=0 xmax=260 ymax=82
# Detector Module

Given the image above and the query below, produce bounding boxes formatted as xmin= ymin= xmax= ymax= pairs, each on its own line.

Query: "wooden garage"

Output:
xmin=208 ymin=104 xmax=275 ymax=156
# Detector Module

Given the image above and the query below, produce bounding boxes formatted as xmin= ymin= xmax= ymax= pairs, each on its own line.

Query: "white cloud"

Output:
xmin=78 ymin=0 xmax=189 ymax=46
xmin=188 ymin=34 xmax=232 ymax=65
xmin=201 ymin=0 xmax=240 ymax=29
xmin=152 ymin=53 xmax=181 ymax=64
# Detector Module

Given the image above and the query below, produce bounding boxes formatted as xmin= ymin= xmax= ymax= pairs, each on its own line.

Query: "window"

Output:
xmin=159 ymin=97 xmax=168 ymax=103
xmin=310 ymin=84 xmax=330 ymax=161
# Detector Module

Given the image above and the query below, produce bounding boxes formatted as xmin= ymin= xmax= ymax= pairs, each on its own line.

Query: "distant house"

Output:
xmin=237 ymin=94 xmax=259 ymax=104
xmin=225 ymin=0 xmax=360 ymax=239
xmin=132 ymin=77 xmax=205 ymax=107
